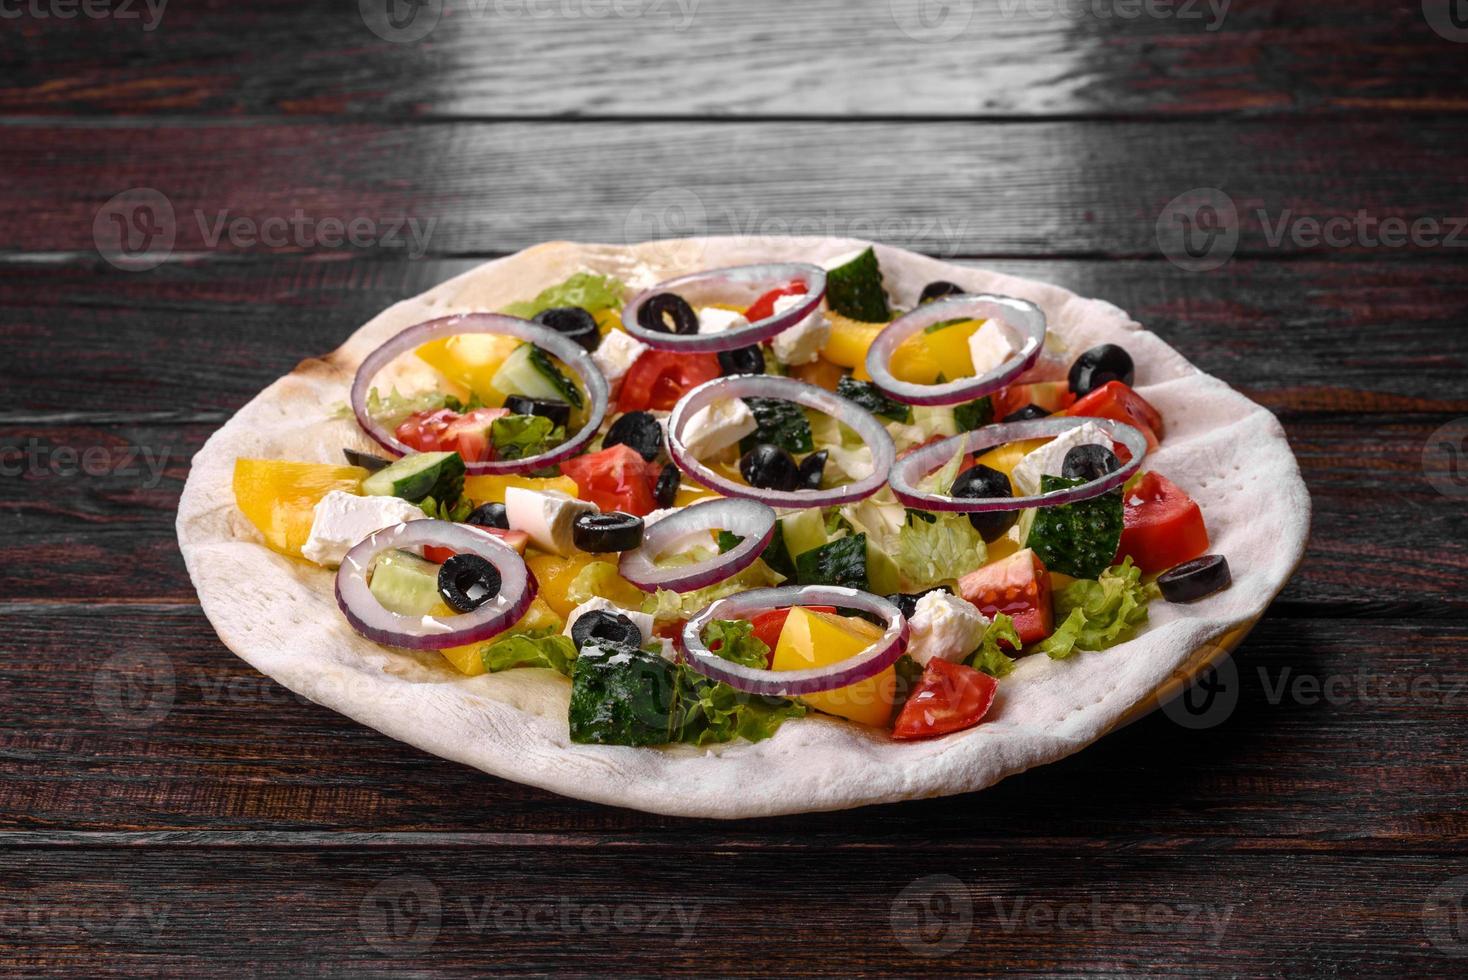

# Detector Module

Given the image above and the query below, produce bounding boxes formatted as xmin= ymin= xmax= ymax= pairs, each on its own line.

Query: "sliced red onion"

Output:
xmin=865 ymin=294 xmax=1047 ymax=406
xmin=350 ymin=313 xmax=609 ymax=476
xmin=667 ymin=375 xmax=895 ymax=509
xmin=620 ymin=263 xmax=826 ymax=353
xmin=335 ymin=520 xmax=536 ymax=651
xmin=888 ymin=416 xmax=1149 ymax=512
xmin=682 ymin=586 xmax=909 ymax=696
xmin=619 ymin=498 xmax=776 ymax=593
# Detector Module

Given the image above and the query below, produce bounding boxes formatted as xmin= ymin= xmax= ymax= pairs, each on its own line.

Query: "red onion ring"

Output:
xmin=865 ymin=294 xmax=1047 ymax=406
xmin=335 ymin=520 xmax=536 ymax=651
xmin=350 ymin=313 xmax=609 ymax=475
xmin=888 ymin=416 xmax=1148 ymax=512
xmin=682 ymin=586 xmax=909 ymax=696
xmin=620 ymin=263 xmax=827 ymax=353
xmin=619 ymin=498 xmax=776 ymax=593
xmin=667 ymin=375 xmax=896 ymax=509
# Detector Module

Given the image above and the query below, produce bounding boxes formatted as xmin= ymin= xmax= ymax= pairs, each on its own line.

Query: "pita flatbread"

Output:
xmin=176 ymin=237 xmax=1311 ymax=818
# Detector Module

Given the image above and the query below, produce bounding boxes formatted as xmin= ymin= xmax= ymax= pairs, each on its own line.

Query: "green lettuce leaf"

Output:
xmin=966 ymin=613 xmax=1020 ymax=677
xmin=896 ymin=511 xmax=987 ymax=591
xmin=642 ymin=559 xmax=786 ymax=622
xmin=418 ymin=494 xmax=474 ymax=522
xmin=502 ymin=272 xmax=626 ymax=319
xmin=480 ymin=627 xmax=578 ymax=676
xmin=676 ymin=671 xmax=805 ymax=746
xmin=1036 ymin=558 xmax=1158 ymax=660
xmin=491 ymin=414 xmax=566 ymax=462
xmin=953 ymin=397 xmax=994 ymax=432
xmin=700 ymin=619 xmax=771 ymax=670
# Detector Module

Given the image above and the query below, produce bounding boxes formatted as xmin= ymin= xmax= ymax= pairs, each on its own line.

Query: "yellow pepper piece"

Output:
xmin=438 ymin=596 xmax=564 ymax=676
xmin=593 ymin=308 xmax=623 ymax=335
xmin=232 ymin=459 xmax=367 ymax=558
xmin=525 ymin=551 xmax=643 ymax=619
xmin=889 ymin=319 xmax=986 ymax=384
xmin=772 ymin=608 xmax=895 ymax=728
xmin=973 ymin=438 xmax=1048 ymax=483
xmin=463 ymin=473 xmax=580 ymax=504
xmin=822 ymin=314 xmax=885 ymax=370
xmin=415 ymin=333 xmax=522 ymax=406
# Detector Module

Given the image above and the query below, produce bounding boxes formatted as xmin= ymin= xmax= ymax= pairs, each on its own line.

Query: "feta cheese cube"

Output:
xmin=563 ymin=596 xmax=655 ymax=646
xmin=770 ymin=295 xmax=830 ymax=365
xmin=591 ymin=329 xmax=648 ymax=390
xmin=1009 ymin=421 xmax=1113 ymax=496
xmin=681 ymin=397 xmax=757 ymax=460
xmin=967 ymin=319 xmax=1024 ymax=376
xmin=697 ymin=307 xmax=750 ymax=335
xmin=907 ymin=591 xmax=990 ymax=667
xmin=504 ymin=487 xmax=597 ymax=557
xmin=301 ymin=491 xmax=425 ymax=568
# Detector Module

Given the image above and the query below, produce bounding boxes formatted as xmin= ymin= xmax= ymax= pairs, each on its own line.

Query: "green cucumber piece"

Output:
xmin=781 ymin=508 xmax=830 ymax=560
xmin=825 ymin=247 xmax=891 ymax=323
xmin=794 ymin=533 xmax=869 ymax=590
xmin=836 ymin=376 xmax=912 ymax=424
xmin=740 ymin=398 xmax=814 ymax=454
xmin=953 ymin=396 xmax=995 ymax=432
xmin=491 ymin=344 xmax=583 ymax=409
xmin=369 ymin=549 xmax=444 ymax=616
xmin=1024 ymin=475 xmax=1124 ymax=579
xmin=362 ymin=451 xmax=465 ymax=504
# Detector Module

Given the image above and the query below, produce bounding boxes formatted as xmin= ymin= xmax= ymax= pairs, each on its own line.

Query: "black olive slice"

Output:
xmin=572 ymin=512 xmax=645 ymax=553
xmin=437 ymin=554 xmax=503 ymax=613
xmin=1158 ymin=555 xmax=1232 ymax=603
xmin=950 ymin=464 xmax=1018 ymax=542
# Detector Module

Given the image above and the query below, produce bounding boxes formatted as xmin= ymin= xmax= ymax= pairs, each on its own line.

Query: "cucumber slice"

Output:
xmin=369 ymin=549 xmax=444 ymax=616
xmin=781 ymin=508 xmax=830 ymax=559
xmin=825 ymin=247 xmax=891 ymax=323
xmin=491 ymin=344 xmax=584 ymax=409
xmin=362 ymin=451 xmax=465 ymax=504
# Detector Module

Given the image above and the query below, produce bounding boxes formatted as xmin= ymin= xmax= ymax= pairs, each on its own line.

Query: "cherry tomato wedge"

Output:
xmin=992 ymin=382 xmax=1076 ymax=421
xmin=560 ymin=443 xmax=658 ymax=516
xmin=745 ymin=281 xmax=808 ymax=323
xmin=1069 ymin=381 xmax=1163 ymax=452
xmin=748 ymin=605 xmax=838 ymax=656
xmin=396 ymin=407 xmax=509 ymax=463
xmin=423 ymin=528 xmax=529 ymax=565
xmin=1118 ymin=471 xmax=1209 ymax=573
xmin=891 ymin=659 xmax=999 ymax=740
xmin=958 ymin=548 xmax=1053 ymax=647
xmin=618 ymin=350 xmax=721 ymax=413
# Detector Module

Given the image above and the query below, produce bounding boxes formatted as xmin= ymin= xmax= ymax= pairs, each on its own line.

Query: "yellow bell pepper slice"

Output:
xmin=439 ymin=596 xmax=564 ymax=676
xmin=232 ymin=459 xmax=367 ymax=559
xmin=414 ymin=333 xmax=522 ymax=407
xmin=463 ymin=473 xmax=580 ymax=504
xmin=772 ymin=607 xmax=895 ymax=728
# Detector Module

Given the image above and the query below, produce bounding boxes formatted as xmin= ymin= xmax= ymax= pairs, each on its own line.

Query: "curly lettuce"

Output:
xmin=896 ymin=511 xmax=987 ymax=591
xmin=502 ymin=272 xmax=626 ymax=319
xmin=480 ymin=628 xmax=578 ymax=676
xmin=1036 ymin=558 xmax=1159 ymax=660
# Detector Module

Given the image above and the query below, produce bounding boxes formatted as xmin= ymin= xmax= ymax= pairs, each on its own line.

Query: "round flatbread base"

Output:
xmin=176 ymin=237 xmax=1311 ymax=818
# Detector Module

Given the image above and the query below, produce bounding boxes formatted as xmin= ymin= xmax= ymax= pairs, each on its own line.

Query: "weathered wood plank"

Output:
xmin=0 ymin=0 xmax=1462 ymax=118
xmin=0 ymin=846 xmax=1463 ymax=975
xmin=1 ymin=607 xmax=1464 ymax=843
xmin=4 ymin=119 xmax=1467 ymax=257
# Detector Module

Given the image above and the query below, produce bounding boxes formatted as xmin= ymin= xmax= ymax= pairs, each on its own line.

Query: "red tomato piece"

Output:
xmin=745 ymin=281 xmax=808 ymax=323
xmin=891 ymin=659 xmax=999 ymax=740
xmin=1069 ymin=381 xmax=1163 ymax=452
xmin=560 ymin=444 xmax=658 ymax=516
xmin=396 ymin=406 xmax=509 ymax=463
xmin=748 ymin=605 xmax=838 ymax=655
xmin=1118 ymin=472 xmax=1209 ymax=573
xmin=958 ymin=549 xmax=1053 ymax=646
xmin=422 ymin=528 xmax=528 ymax=565
xmin=617 ymin=351 xmax=721 ymax=413
xmin=992 ymin=381 xmax=1076 ymax=421
xmin=423 ymin=545 xmax=453 ymax=564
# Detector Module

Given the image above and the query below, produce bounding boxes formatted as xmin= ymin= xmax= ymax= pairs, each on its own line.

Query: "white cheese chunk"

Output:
xmin=591 ymin=328 xmax=648 ymax=390
xmin=966 ymin=319 xmax=1023 ymax=376
xmin=697 ymin=307 xmax=750 ymax=335
xmin=1009 ymin=421 xmax=1113 ymax=497
xmin=563 ymin=596 xmax=655 ymax=645
xmin=770 ymin=295 xmax=830 ymax=365
xmin=504 ymin=487 xmax=597 ymax=557
xmin=908 ymin=591 xmax=990 ymax=667
xmin=681 ymin=397 xmax=757 ymax=460
xmin=302 ymin=491 xmax=425 ymax=568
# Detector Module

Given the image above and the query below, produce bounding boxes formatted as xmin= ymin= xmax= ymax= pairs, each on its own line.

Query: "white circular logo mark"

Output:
xmin=93 ymin=188 xmax=176 ymax=272
xmin=1160 ymin=654 xmax=1240 ymax=730
xmin=890 ymin=0 xmax=974 ymax=42
xmin=1424 ymin=876 xmax=1468 ymax=957
xmin=359 ymin=875 xmax=442 ymax=956
xmin=890 ymin=874 xmax=973 ymax=957
xmin=93 ymin=650 xmax=176 ymax=729
xmin=624 ymin=187 xmax=709 ymax=268
xmin=1423 ymin=0 xmax=1468 ymax=41
xmin=1156 ymin=187 xmax=1239 ymax=273
xmin=1424 ymin=419 xmax=1468 ymax=500
xmin=360 ymin=0 xmax=443 ymax=43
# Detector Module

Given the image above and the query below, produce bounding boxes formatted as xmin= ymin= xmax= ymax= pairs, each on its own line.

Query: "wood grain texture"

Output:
xmin=4 ymin=119 xmax=1468 ymax=257
xmin=1 ymin=0 xmax=1463 ymax=118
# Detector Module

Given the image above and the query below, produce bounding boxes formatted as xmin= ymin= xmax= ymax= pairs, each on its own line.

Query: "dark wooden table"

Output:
xmin=4 ymin=1 xmax=1467 ymax=974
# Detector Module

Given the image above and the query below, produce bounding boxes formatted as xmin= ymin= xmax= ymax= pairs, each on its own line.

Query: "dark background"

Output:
xmin=3 ymin=0 xmax=1467 ymax=974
